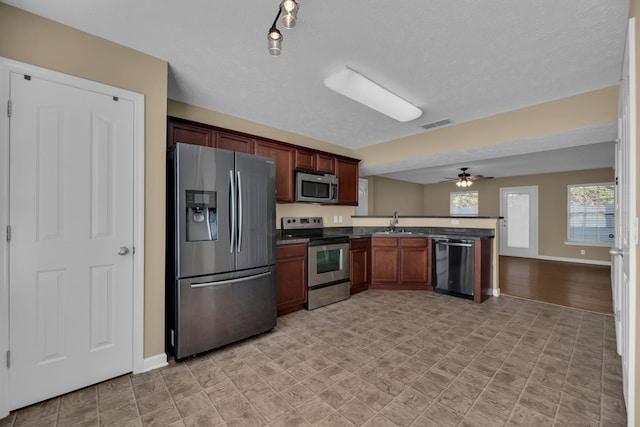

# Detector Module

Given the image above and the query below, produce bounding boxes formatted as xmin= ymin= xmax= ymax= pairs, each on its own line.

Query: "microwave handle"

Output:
xmin=331 ymin=183 xmax=339 ymax=201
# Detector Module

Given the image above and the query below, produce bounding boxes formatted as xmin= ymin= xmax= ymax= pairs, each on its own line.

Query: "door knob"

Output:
xmin=609 ymin=247 xmax=623 ymax=257
xmin=117 ymin=247 xmax=130 ymax=256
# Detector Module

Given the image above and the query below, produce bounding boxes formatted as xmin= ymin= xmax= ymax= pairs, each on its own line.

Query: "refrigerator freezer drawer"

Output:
xmin=174 ymin=267 xmax=276 ymax=359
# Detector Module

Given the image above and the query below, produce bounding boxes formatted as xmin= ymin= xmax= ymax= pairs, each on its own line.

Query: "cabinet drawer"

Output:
xmin=401 ymin=238 xmax=428 ymax=248
xmin=372 ymin=237 xmax=398 ymax=247
xmin=276 ymin=243 xmax=307 ymax=260
xmin=350 ymin=237 xmax=369 ymax=250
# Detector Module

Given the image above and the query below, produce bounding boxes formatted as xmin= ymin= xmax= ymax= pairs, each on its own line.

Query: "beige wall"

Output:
xmin=422 ymin=169 xmax=614 ymax=262
xmin=0 ymin=4 xmax=168 ymax=358
xmin=362 ymin=176 xmax=425 ymax=216
xmin=355 ymin=87 xmax=618 ymax=169
xmin=630 ymin=1 xmax=640 ymax=424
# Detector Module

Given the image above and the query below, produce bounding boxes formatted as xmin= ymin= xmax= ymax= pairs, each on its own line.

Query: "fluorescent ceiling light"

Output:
xmin=324 ymin=66 xmax=422 ymax=122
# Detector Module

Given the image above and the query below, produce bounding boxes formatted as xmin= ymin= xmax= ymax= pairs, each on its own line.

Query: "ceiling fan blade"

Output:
xmin=438 ymin=178 xmax=458 ymax=183
xmin=469 ymin=175 xmax=494 ymax=181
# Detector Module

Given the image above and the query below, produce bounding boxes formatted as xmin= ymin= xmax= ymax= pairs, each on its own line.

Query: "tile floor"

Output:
xmin=0 ymin=290 xmax=627 ymax=427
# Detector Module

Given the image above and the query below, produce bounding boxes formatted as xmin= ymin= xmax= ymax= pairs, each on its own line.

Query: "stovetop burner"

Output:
xmin=281 ymin=217 xmax=349 ymax=246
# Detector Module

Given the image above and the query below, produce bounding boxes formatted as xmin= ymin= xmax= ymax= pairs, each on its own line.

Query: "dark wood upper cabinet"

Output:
xmin=168 ymin=121 xmax=214 ymax=150
xmin=216 ymin=131 xmax=253 ymax=153
xmin=315 ymin=153 xmax=335 ymax=174
xmin=254 ymin=139 xmax=295 ymax=203
xmin=294 ymin=148 xmax=315 ymax=171
xmin=336 ymin=157 xmax=359 ymax=206
xmin=167 ymin=116 xmax=359 ymax=205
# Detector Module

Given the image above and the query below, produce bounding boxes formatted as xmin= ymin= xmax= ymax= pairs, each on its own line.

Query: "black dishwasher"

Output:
xmin=432 ymin=238 xmax=475 ymax=299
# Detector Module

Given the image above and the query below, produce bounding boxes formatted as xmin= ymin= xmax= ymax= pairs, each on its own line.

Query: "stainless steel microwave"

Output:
xmin=295 ymin=171 xmax=339 ymax=204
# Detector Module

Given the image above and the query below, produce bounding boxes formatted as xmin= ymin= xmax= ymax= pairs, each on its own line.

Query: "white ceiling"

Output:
xmin=5 ymin=0 xmax=629 ymax=182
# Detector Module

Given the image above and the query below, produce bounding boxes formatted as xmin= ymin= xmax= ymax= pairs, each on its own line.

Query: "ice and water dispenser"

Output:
xmin=185 ymin=190 xmax=218 ymax=241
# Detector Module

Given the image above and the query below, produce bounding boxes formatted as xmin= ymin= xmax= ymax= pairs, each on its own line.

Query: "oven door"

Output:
xmin=308 ymin=242 xmax=350 ymax=287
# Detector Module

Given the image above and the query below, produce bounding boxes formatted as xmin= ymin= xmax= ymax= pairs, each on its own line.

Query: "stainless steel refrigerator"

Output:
xmin=166 ymin=143 xmax=277 ymax=360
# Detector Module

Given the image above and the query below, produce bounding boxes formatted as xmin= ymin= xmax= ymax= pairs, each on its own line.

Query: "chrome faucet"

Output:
xmin=390 ymin=211 xmax=399 ymax=231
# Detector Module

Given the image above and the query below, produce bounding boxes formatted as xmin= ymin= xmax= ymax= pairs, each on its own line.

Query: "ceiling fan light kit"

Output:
xmin=267 ymin=0 xmax=298 ymax=56
xmin=324 ymin=66 xmax=423 ymax=122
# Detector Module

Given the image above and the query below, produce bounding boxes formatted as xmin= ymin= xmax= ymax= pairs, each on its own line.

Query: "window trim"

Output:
xmin=450 ymin=190 xmax=479 ymax=216
xmin=566 ymin=182 xmax=614 ymax=245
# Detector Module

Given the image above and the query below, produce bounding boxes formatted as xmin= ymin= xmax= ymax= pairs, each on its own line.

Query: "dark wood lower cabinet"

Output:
xmin=370 ymin=237 xmax=432 ymax=290
xmin=474 ymin=239 xmax=492 ymax=303
xmin=276 ymin=243 xmax=307 ymax=316
xmin=371 ymin=238 xmax=399 ymax=285
xmin=350 ymin=238 xmax=370 ymax=294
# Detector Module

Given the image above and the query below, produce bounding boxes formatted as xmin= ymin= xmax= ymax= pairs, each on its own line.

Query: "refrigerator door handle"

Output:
xmin=237 ymin=170 xmax=243 ymax=253
xmin=189 ymin=271 xmax=272 ymax=288
xmin=229 ymin=169 xmax=236 ymax=253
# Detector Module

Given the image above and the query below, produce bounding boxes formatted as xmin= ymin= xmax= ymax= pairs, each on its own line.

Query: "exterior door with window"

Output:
xmin=500 ymin=186 xmax=538 ymax=258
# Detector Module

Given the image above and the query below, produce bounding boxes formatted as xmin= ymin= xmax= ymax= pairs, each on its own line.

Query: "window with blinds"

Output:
xmin=567 ymin=183 xmax=614 ymax=244
xmin=450 ymin=191 xmax=478 ymax=216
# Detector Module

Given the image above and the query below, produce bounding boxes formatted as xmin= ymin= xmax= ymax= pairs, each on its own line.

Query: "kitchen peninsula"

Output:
xmin=276 ymin=215 xmax=501 ymax=315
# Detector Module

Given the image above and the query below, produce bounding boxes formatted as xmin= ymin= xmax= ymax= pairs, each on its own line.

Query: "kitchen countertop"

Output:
xmin=277 ymin=226 xmax=494 ymax=244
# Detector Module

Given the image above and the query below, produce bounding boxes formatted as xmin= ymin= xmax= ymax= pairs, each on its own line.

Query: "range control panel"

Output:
xmin=281 ymin=216 xmax=323 ymax=230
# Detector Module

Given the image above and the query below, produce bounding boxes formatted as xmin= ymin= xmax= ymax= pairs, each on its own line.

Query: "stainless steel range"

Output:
xmin=281 ymin=217 xmax=350 ymax=310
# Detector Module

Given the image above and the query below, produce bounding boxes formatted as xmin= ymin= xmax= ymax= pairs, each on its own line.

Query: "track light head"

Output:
xmin=280 ymin=0 xmax=298 ymax=29
xmin=268 ymin=27 xmax=283 ymax=56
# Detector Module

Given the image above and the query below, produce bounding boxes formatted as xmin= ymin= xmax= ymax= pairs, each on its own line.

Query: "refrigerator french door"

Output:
xmin=167 ymin=143 xmax=276 ymax=359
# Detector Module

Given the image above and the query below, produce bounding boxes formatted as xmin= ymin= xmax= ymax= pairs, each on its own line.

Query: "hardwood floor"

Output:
xmin=499 ymin=256 xmax=613 ymax=314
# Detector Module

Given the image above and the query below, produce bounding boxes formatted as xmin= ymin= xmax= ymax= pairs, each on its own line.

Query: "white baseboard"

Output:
xmin=536 ymin=255 xmax=611 ymax=266
xmin=491 ymin=288 xmax=501 ymax=297
xmin=142 ymin=353 xmax=168 ymax=373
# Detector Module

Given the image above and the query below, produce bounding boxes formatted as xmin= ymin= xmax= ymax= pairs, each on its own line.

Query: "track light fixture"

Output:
xmin=267 ymin=0 xmax=299 ymax=56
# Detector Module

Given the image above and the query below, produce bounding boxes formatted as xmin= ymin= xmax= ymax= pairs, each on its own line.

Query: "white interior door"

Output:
xmin=8 ymin=72 xmax=135 ymax=409
xmin=611 ymin=17 xmax=637 ymax=421
xmin=355 ymin=178 xmax=368 ymax=216
xmin=500 ymin=186 xmax=539 ymax=258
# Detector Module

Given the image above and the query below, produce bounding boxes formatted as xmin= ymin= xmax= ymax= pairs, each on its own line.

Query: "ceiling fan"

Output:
xmin=440 ymin=167 xmax=493 ymax=187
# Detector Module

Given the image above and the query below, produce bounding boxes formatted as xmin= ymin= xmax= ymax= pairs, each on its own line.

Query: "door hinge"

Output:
xmin=132 ymin=246 xmax=136 ymax=254
xmin=6 ymin=225 xmax=10 ymax=242
xmin=6 ymin=350 xmax=10 ymax=369
xmin=7 ymin=99 xmax=11 ymax=118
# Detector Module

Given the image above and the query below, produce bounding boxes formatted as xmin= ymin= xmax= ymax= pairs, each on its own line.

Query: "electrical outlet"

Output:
xmin=580 ymin=249 xmax=586 ymax=255
xmin=333 ymin=215 xmax=338 ymax=223
xmin=451 ymin=219 xmax=460 ymax=225
xmin=338 ymin=216 xmax=343 ymax=223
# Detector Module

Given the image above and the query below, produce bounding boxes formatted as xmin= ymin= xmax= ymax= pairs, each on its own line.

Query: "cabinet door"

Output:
xmin=294 ymin=148 xmax=315 ymax=171
xmin=276 ymin=243 xmax=307 ymax=316
xmin=315 ymin=153 xmax=335 ymax=173
xmin=350 ymin=238 xmax=370 ymax=294
xmin=254 ymin=140 xmax=295 ymax=203
xmin=400 ymin=238 xmax=429 ymax=285
xmin=216 ymin=131 xmax=253 ymax=153
xmin=168 ymin=121 xmax=214 ymax=150
xmin=336 ymin=158 xmax=359 ymax=205
xmin=371 ymin=238 xmax=399 ymax=284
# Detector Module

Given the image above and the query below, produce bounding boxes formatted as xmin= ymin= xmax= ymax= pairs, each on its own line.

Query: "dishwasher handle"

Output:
xmin=435 ymin=241 xmax=473 ymax=247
